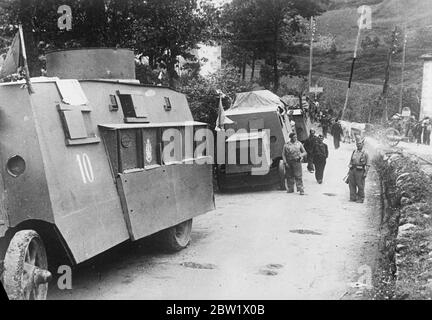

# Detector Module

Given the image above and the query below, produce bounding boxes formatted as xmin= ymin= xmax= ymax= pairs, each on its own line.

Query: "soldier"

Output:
xmin=423 ymin=117 xmax=431 ymax=145
xmin=320 ymin=113 xmax=330 ymax=138
xmin=304 ymin=129 xmax=317 ymax=173
xmin=348 ymin=139 xmax=370 ymax=203
xmin=414 ymin=120 xmax=423 ymax=144
xmin=331 ymin=118 xmax=343 ymax=149
xmin=282 ymin=132 xmax=307 ymax=195
xmin=312 ymin=135 xmax=329 ymax=184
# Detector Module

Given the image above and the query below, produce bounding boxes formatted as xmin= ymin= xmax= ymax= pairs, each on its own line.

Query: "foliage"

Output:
xmin=135 ymin=62 xmax=166 ymax=86
xmin=311 ymin=0 xmax=432 ymax=90
xmin=178 ymin=65 xmax=254 ymax=126
xmin=313 ymin=76 xmax=420 ymax=123
xmin=0 ymin=0 xmax=219 ymax=85
xmin=361 ymin=35 xmax=380 ymax=51
xmin=221 ymin=0 xmax=327 ymax=91
xmin=131 ymin=0 xmax=220 ymax=87
xmin=374 ymin=153 xmax=432 ymax=300
xmin=277 ymin=75 xmax=308 ymax=98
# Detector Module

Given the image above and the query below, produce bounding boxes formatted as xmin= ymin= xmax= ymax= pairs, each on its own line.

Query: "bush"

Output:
xmin=313 ymin=76 xmax=421 ymax=123
xmin=178 ymin=66 xmax=254 ymax=126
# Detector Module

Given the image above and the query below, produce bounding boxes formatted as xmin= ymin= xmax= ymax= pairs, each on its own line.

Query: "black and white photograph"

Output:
xmin=0 ymin=0 xmax=432 ymax=304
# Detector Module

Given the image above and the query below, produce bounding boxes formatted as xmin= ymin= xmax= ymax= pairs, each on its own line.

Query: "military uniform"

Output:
xmin=283 ymin=140 xmax=306 ymax=194
xmin=348 ymin=148 xmax=369 ymax=203
xmin=303 ymin=133 xmax=317 ymax=172
xmin=331 ymin=121 xmax=343 ymax=149
xmin=312 ymin=139 xmax=328 ymax=184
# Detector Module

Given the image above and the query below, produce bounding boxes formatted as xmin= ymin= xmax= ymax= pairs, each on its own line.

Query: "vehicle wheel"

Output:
xmin=158 ymin=219 xmax=193 ymax=252
xmin=216 ymin=166 xmax=226 ymax=193
xmin=2 ymin=230 xmax=51 ymax=300
xmin=278 ymin=160 xmax=286 ymax=190
xmin=217 ymin=181 xmax=227 ymax=193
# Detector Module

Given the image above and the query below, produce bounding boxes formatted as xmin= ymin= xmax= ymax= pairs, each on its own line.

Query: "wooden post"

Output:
xmin=341 ymin=25 xmax=362 ymax=120
xmin=399 ymin=24 xmax=407 ymax=114
xmin=308 ymin=16 xmax=315 ymax=90
xmin=381 ymin=27 xmax=398 ymax=123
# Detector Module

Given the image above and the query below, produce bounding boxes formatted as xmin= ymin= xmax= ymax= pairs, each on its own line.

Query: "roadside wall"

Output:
xmin=373 ymin=147 xmax=432 ymax=299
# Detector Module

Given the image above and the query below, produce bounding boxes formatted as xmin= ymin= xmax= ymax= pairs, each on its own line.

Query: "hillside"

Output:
xmin=301 ymin=0 xmax=432 ymax=88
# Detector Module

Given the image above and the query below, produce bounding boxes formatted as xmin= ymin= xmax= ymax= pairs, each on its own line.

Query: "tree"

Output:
xmin=221 ymin=0 xmax=327 ymax=91
xmin=131 ymin=0 xmax=220 ymax=87
xmin=179 ymin=65 xmax=253 ymax=125
xmin=255 ymin=0 xmax=328 ymax=91
xmin=220 ymin=0 xmax=262 ymax=80
xmin=0 ymin=0 xmax=219 ymax=86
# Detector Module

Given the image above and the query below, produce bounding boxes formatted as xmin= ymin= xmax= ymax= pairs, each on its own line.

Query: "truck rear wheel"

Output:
xmin=158 ymin=219 xmax=193 ymax=252
xmin=278 ymin=160 xmax=286 ymax=190
xmin=2 ymin=230 xmax=51 ymax=300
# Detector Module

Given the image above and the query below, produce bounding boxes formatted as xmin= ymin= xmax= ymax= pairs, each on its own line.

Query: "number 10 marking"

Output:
xmin=76 ymin=153 xmax=95 ymax=184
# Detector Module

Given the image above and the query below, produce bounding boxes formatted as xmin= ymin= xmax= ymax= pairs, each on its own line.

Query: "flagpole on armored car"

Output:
xmin=18 ymin=25 xmax=35 ymax=94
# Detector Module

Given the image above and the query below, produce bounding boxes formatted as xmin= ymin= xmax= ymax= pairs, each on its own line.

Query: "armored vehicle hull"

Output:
xmin=0 ymin=52 xmax=215 ymax=299
xmin=217 ymin=90 xmax=292 ymax=191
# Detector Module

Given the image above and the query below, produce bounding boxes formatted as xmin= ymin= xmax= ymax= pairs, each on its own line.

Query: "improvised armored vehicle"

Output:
xmin=0 ymin=48 xmax=215 ymax=300
xmin=216 ymin=90 xmax=293 ymax=191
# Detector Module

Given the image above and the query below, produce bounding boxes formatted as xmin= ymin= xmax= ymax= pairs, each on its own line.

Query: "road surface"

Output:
xmin=48 ymin=140 xmax=381 ymax=300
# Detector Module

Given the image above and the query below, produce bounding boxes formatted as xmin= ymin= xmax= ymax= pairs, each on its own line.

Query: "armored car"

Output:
xmin=216 ymin=90 xmax=293 ymax=190
xmin=0 ymin=48 xmax=215 ymax=300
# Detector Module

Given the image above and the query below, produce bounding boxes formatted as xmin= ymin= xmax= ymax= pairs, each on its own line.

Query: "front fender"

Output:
xmin=0 ymin=225 xmax=6 ymax=238
xmin=0 ymin=205 xmax=7 ymax=238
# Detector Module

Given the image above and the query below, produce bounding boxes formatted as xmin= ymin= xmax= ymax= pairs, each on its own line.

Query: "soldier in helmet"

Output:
xmin=282 ymin=132 xmax=307 ymax=195
xmin=348 ymin=138 xmax=370 ymax=203
xmin=303 ymin=129 xmax=318 ymax=172
xmin=312 ymin=135 xmax=329 ymax=184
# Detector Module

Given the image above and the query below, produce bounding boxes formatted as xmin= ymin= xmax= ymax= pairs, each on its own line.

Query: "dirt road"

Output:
xmin=48 ymin=140 xmax=381 ymax=300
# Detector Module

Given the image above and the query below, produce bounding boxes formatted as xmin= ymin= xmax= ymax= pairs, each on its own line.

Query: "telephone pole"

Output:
xmin=381 ymin=26 xmax=399 ymax=123
xmin=399 ymin=23 xmax=407 ymax=114
xmin=308 ymin=16 xmax=316 ymax=91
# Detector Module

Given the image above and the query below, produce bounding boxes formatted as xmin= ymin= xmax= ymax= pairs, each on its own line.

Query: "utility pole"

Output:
xmin=341 ymin=5 xmax=372 ymax=120
xmin=381 ymin=26 xmax=399 ymax=123
xmin=308 ymin=16 xmax=316 ymax=91
xmin=399 ymin=23 xmax=408 ymax=114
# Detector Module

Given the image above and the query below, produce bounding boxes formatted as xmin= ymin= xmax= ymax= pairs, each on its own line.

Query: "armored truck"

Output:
xmin=0 ymin=48 xmax=215 ymax=300
xmin=216 ymin=90 xmax=293 ymax=191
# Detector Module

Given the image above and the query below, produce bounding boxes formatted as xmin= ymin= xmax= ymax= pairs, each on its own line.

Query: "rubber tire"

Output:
xmin=216 ymin=166 xmax=226 ymax=193
xmin=158 ymin=219 xmax=193 ymax=252
xmin=278 ymin=160 xmax=286 ymax=190
xmin=2 ymin=230 xmax=48 ymax=300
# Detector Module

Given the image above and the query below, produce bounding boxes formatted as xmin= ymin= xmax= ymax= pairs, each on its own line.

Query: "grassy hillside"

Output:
xmin=302 ymin=0 xmax=432 ymax=88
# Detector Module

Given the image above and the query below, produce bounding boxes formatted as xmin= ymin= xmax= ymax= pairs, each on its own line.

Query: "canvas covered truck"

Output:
xmin=216 ymin=90 xmax=294 ymax=191
xmin=0 ymin=48 xmax=215 ymax=300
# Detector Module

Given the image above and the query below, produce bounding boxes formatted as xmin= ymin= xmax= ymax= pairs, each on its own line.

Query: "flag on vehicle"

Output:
xmin=0 ymin=25 xmax=34 ymax=94
xmin=215 ymin=91 xmax=226 ymax=130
